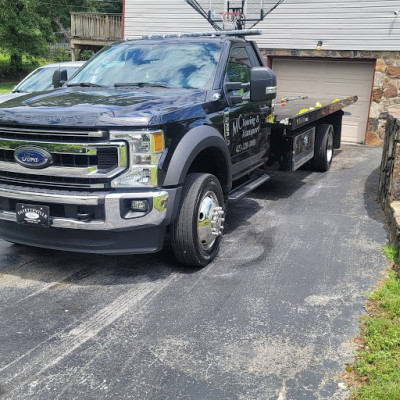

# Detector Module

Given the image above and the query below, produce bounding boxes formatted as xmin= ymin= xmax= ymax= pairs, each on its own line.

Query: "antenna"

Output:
xmin=186 ymin=0 xmax=284 ymax=30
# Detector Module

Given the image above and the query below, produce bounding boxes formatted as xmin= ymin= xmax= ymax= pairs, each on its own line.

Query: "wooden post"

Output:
xmin=71 ymin=14 xmax=75 ymax=38
xmin=105 ymin=15 xmax=110 ymax=40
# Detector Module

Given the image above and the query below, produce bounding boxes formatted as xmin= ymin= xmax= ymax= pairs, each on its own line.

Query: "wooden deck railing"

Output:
xmin=71 ymin=13 xmax=122 ymax=41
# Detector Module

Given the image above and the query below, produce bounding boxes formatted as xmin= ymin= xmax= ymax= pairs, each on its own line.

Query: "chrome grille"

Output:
xmin=0 ymin=126 xmax=127 ymax=189
xmin=0 ymin=126 xmax=107 ymax=142
xmin=0 ymin=147 xmax=118 ymax=169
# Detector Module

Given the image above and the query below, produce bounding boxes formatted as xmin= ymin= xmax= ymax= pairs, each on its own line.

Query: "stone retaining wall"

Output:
xmin=378 ymin=106 xmax=400 ymax=245
xmin=262 ymin=49 xmax=400 ymax=145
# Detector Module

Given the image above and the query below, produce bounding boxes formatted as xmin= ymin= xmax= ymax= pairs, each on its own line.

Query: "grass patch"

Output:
xmin=384 ymin=244 xmax=399 ymax=265
xmin=0 ymin=82 xmax=17 ymax=94
xmin=350 ymin=244 xmax=400 ymax=400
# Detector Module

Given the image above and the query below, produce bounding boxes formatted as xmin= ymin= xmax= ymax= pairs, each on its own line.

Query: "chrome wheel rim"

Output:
xmin=327 ymin=132 xmax=334 ymax=163
xmin=197 ymin=191 xmax=225 ymax=251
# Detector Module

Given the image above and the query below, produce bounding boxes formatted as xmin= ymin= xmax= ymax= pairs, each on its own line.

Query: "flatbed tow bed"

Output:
xmin=271 ymin=96 xmax=358 ymax=130
xmin=265 ymin=96 xmax=358 ymax=172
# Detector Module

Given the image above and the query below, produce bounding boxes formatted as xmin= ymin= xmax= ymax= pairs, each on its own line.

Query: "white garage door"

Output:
xmin=272 ymin=59 xmax=375 ymax=144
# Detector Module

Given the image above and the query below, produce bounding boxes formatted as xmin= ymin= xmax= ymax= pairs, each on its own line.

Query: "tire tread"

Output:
xmin=312 ymin=124 xmax=334 ymax=172
xmin=171 ymin=173 xmax=223 ymax=267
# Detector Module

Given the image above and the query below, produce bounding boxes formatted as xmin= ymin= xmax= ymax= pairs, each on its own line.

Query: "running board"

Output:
xmin=228 ymin=174 xmax=270 ymax=201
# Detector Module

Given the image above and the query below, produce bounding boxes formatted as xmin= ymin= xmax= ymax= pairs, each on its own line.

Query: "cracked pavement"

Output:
xmin=0 ymin=145 xmax=387 ymax=399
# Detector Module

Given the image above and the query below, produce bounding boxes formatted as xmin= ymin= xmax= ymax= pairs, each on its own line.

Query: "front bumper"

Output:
xmin=0 ymin=185 xmax=182 ymax=254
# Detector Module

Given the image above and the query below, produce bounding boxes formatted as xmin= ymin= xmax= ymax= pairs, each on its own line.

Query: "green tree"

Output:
xmin=0 ymin=0 xmax=54 ymax=72
xmin=0 ymin=0 xmax=122 ymax=73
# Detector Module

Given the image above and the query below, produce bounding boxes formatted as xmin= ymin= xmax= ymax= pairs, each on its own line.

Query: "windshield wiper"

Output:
xmin=12 ymin=89 xmax=28 ymax=93
xmin=66 ymin=82 xmax=109 ymax=88
xmin=114 ymin=82 xmax=171 ymax=88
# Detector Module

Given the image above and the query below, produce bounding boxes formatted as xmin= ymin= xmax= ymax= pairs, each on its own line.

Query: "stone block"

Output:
xmin=369 ymin=102 xmax=380 ymax=118
xmin=391 ymin=105 xmax=400 ymax=113
xmin=365 ymin=130 xmax=382 ymax=145
xmin=374 ymin=71 xmax=385 ymax=87
xmin=383 ymin=77 xmax=397 ymax=89
xmin=382 ymin=51 xmax=398 ymax=59
xmin=379 ymin=99 xmax=389 ymax=112
xmin=384 ymin=85 xmax=399 ymax=98
xmin=339 ymin=50 xmax=352 ymax=58
xmin=368 ymin=118 xmax=379 ymax=131
xmin=360 ymin=51 xmax=372 ymax=58
xmin=391 ymin=201 xmax=400 ymax=219
xmin=389 ymin=98 xmax=400 ymax=105
xmin=375 ymin=59 xmax=386 ymax=72
xmin=275 ymin=50 xmax=291 ymax=56
xmin=387 ymin=66 xmax=400 ymax=78
xmin=322 ymin=51 xmax=336 ymax=58
xmin=372 ymin=88 xmax=384 ymax=102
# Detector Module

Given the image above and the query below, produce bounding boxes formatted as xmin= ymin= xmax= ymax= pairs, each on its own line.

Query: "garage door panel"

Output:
xmin=342 ymin=121 xmax=362 ymax=140
xmin=316 ymin=82 xmax=371 ymax=100
xmin=277 ymin=79 xmax=317 ymax=94
xmin=273 ymin=59 xmax=375 ymax=143
xmin=277 ymin=60 xmax=374 ymax=80
xmin=343 ymin=104 xmax=365 ymax=119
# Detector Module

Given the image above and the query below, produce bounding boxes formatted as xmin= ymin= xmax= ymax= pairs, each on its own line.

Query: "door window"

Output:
xmin=225 ymin=47 xmax=252 ymax=98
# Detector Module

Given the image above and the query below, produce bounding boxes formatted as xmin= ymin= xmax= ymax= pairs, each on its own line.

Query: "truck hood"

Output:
xmin=0 ymin=92 xmax=25 ymax=104
xmin=0 ymin=87 xmax=209 ymax=127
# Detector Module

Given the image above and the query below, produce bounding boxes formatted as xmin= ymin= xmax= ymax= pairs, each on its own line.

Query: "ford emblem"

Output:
xmin=14 ymin=146 xmax=53 ymax=169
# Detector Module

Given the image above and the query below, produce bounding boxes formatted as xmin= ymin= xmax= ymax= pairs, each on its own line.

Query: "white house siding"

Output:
xmin=124 ymin=0 xmax=400 ymax=51
xmin=124 ymin=0 xmax=210 ymax=38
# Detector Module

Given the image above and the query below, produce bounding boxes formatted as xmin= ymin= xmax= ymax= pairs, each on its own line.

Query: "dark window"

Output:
xmin=225 ymin=47 xmax=252 ymax=98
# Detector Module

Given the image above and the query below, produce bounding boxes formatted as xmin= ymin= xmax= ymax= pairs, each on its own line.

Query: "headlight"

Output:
xmin=110 ymin=130 xmax=165 ymax=187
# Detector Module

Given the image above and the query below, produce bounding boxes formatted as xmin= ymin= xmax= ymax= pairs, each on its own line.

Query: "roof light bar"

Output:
xmin=141 ymin=29 xmax=262 ymax=40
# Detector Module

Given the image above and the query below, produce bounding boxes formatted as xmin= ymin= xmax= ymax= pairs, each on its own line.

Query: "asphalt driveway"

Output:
xmin=0 ymin=145 xmax=387 ymax=400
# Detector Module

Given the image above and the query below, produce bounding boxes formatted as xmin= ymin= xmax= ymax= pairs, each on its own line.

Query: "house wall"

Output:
xmin=124 ymin=0 xmax=210 ymax=39
xmin=124 ymin=0 xmax=400 ymax=51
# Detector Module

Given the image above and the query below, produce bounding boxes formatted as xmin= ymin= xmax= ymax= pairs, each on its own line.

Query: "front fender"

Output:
xmin=162 ymin=125 xmax=232 ymax=190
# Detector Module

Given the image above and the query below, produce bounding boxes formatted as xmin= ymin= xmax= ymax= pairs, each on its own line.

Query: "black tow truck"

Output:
xmin=0 ymin=30 xmax=356 ymax=266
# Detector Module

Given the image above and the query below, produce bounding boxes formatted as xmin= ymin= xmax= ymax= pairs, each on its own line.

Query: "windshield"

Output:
xmin=15 ymin=66 xmax=81 ymax=93
xmin=68 ymin=42 xmax=223 ymax=90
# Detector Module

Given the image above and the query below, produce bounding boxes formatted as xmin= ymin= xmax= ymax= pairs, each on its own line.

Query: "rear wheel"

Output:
xmin=311 ymin=124 xmax=334 ymax=172
xmin=171 ymin=173 xmax=225 ymax=267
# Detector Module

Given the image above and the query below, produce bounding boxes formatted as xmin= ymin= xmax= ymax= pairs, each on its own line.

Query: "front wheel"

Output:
xmin=171 ymin=173 xmax=225 ymax=267
xmin=311 ymin=124 xmax=334 ymax=172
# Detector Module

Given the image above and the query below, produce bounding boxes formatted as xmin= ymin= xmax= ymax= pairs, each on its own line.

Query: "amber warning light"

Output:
xmin=153 ymin=132 xmax=164 ymax=152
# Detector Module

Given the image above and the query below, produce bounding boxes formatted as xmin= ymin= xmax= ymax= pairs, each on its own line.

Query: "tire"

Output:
xmin=311 ymin=124 xmax=334 ymax=172
xmin=171 ymin=173 xmax=225 ymax=267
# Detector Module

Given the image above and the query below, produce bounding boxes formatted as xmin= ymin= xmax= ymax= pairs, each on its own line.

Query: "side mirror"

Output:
xmin=224 ymin=81 xmax=250 ymax=105
xmin=250 ymin=67 xmax=277 ymax=102
xmin=52 ymin=69 xmax=68 ymax=88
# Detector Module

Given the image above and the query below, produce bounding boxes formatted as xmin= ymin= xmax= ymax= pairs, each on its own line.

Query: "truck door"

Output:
xmin=223 ymin=44 xmax=271 ymax=180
